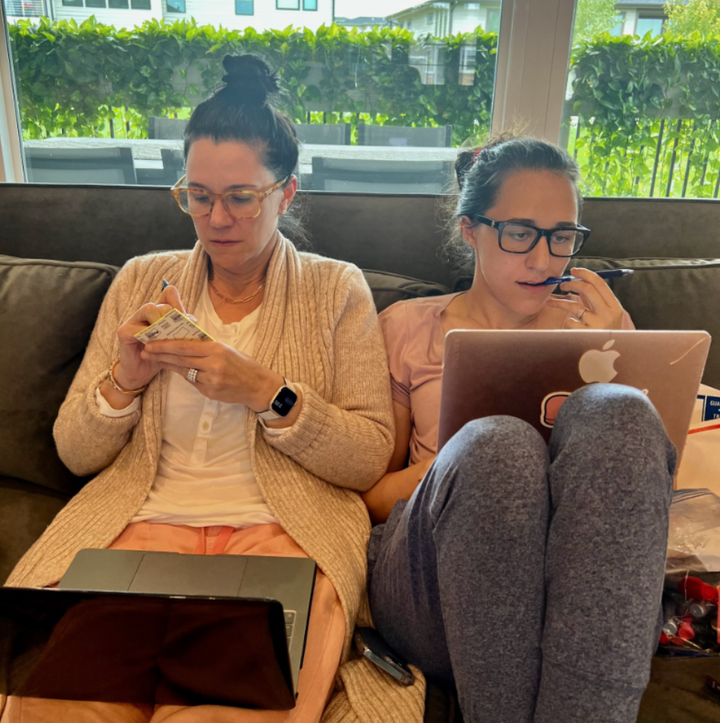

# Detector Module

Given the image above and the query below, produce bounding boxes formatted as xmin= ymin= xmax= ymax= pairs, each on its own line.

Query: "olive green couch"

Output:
xmin=1 ymin=184 xmax=720 ymax=722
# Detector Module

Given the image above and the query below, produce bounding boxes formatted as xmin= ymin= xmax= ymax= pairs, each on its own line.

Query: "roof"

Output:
xmin=387 ymin=0 xmax=674 ymax=19
xmin=615 ymin=0 xmax=665 ymax=7
xmin=387 ymin=0 xmax=438 ymax=20
xmin=334 ymin=16 xmax=391 ymax=25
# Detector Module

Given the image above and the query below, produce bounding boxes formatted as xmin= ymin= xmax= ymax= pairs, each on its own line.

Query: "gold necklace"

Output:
xmin=209 ymin=279 xmax=265 ymax=304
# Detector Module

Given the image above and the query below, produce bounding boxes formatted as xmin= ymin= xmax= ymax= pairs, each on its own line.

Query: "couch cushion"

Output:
xmin=362 ymin=269 xmax=450 ymax=314
xmin=0 ymin=476 xmax=70 ymax=584
xmin=0 ymin=256 xmax=118 ymax=495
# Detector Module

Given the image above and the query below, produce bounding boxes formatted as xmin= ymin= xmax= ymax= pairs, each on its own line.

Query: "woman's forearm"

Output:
xmin=362 ymin=457 xmax=435 ymax=525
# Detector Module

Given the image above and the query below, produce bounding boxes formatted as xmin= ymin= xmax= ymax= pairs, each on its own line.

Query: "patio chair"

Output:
xmin=148 ymin=117 xmax=188 ymax=140
xmin=159 ymin=148 xmax=185 ymax=185
xmin=357 ymin=124 xmax=453 ymax=148
xmin=295 ymin=123 xmax=351 ymax=145
xmin=24 ymin=146 xmax=137 ymax=185
xmin=308 ymin=157 xmax=454 ymax=194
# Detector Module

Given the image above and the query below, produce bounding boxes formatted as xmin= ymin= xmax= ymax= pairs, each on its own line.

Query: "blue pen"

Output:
xmin=161 ymin=279 xmax=170 ymax=291
xmin=538 ymin=268 xmax=635 ymax=286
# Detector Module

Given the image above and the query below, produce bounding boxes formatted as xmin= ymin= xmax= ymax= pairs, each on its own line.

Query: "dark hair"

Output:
xmin=443 ymin=135 xmax=583 ymax=275
xmin=184 ymin=54 xmax=308 ymax=247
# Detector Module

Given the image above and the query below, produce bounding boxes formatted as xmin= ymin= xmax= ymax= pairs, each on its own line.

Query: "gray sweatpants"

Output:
xmin=367 ymin=383 xmax=677 ymax=723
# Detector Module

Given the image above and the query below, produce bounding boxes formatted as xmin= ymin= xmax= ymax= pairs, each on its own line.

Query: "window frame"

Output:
xmin=634 ymin=13 xmax=665 ymax=37
xmin=302 ymin=0 xmax=317 ymax=10
xmin=165 ymin=0 xmax=186 ymax=13
xmin=276 ymin=0 xmax=300 ymax=10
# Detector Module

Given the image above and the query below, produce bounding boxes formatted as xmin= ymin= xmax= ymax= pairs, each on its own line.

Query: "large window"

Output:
xmin=561 ymin=0 xmax=718 ymax=198
xmin=1 ymin=0 xmax=502 ymax=193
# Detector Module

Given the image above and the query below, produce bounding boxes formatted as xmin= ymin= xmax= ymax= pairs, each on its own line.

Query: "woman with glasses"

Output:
xmin=3 ymin=55 xmax=424 ymax=723
xmin=363 ymin=137 xmax=676 ymax=723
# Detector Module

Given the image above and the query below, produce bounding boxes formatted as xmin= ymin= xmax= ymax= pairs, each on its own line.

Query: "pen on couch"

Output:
xmin=539 ymin=269 xmax=635 ymax=286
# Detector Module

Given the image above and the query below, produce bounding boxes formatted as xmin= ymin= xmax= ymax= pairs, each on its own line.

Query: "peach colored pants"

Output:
xmin=2 ymin=522 xmax=345 ymax=723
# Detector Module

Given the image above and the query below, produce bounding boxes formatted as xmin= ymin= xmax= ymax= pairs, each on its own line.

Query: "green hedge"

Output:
xmin=568 ymin=32 xmax=720 ymax=197
xmin=9 ymin=17 xmax=497 ymax=144
xmin=8 ymin=18 xmax=720 ymax=197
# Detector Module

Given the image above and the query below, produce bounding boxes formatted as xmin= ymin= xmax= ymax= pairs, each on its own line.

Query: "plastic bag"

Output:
xmin=660 ymin=489 xmax=720 ymax=656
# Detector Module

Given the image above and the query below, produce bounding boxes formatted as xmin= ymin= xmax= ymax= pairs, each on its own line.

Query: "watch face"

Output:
xmin=271 ymin=386 xmax=298 ymax=417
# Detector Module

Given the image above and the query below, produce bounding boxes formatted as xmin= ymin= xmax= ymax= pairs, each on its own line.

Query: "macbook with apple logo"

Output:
xmin=437 ymin=329 xmax=711 ymax=467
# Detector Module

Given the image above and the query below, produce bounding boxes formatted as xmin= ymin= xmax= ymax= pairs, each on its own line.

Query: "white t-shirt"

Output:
xmin=97 ymin=285 xmax=280 ymax=527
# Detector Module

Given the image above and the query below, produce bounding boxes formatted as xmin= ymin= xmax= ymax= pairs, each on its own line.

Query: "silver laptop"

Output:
xmin=438 ymin=329 xmax=711 ymax=466
xmin=0 ymin=550 xmax=315 ymax=710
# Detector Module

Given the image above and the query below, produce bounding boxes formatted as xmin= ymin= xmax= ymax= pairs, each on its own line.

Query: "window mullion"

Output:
xmin=0 ymin=2 xmax=24 ymax=182
xmin=491 ymin=0 xmax=576 ymax=144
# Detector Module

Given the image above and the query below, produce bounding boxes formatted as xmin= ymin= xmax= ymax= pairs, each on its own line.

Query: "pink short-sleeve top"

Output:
xmin=379 ymin=293 xmax=635 ymax=466
xmin=379 ymin=294 xmax=461 ymax=465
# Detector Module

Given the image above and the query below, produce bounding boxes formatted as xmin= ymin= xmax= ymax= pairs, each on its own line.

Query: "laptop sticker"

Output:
xmin=540 ymin=392 xmax=571 ymax=429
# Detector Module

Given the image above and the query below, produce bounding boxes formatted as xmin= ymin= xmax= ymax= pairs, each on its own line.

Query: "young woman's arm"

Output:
xmin=362 ymin=400 xmax=436 ymax=524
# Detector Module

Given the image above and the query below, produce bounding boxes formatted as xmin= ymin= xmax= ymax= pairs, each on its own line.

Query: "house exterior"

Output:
xmin=386 ymin=1 xmax=500 ymax=35
xmin=5 ymin=0 xmax=333 ymax=31
xmin=386 ymin=0 xmax=668 ymax=37
xmin=614 ymin=0 xmax=667 ymax=36
xmin=0 ymin=0 xmax=679 ymax=36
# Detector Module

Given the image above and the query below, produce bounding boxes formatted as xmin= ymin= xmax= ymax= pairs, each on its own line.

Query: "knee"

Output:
xmin=552 ymin=382 xmax=677 ymax=482
xmin=557 ymin=383 xmax=666 ymax=443
xmin=435 ymin=415 xmax=549 ymax=500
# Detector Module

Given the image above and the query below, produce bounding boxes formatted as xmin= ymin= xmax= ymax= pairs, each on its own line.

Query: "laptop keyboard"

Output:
xmin=284 ymin=610 xmax=296 ymax=645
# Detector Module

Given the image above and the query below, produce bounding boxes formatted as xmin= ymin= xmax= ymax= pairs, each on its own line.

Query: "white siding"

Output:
xmin=178 ymin=0 xmax=332 ymax=31
xmin=451 ymin=5 xmax=483 ymax=33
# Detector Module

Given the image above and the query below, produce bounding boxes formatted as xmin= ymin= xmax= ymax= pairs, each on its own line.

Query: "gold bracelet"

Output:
xmin=107 ymin=359 xmax=148 ymax=396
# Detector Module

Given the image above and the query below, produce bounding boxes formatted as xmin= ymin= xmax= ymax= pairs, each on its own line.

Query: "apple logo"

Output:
xmin=578 ymin=340 xmax=620 ymax=384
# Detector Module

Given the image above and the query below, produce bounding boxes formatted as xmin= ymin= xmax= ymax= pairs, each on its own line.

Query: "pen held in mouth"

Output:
xmin=535 ymin=268 xmax=635 ymax=286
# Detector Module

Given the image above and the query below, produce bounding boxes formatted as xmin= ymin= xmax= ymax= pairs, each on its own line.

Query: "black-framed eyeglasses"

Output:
xmin=469 ymin=214 xmax=591 ymax=258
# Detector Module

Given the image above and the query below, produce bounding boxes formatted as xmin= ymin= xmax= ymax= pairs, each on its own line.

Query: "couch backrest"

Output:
xmin=1 ymin=184 xmax=719 ymax=285
xmin=1 ymin=185 xmax=719 ymax=498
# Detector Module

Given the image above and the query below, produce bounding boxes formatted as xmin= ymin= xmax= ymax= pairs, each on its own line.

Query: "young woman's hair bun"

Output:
xmin=454 ymin=147 xmax=478 ymax=190
xmin=221 ymin=54 xmax=279 ymax=106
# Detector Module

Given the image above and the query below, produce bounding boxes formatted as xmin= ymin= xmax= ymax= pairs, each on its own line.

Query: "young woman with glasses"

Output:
xmin=2 ymin=55 xmax=424 ymax=723
xmin=363 ymin=137 xmax=676 ymax=723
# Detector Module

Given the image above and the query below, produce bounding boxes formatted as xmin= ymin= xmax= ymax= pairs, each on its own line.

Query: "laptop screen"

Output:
xmin=0 ymin=587 xmax=295 ymax=709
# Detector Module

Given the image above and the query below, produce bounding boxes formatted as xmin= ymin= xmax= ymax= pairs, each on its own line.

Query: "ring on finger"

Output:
xmin=187 ymin=368 xmax=199 ymax=384
xmin=577 ymin=307 xmax=590 ymax=323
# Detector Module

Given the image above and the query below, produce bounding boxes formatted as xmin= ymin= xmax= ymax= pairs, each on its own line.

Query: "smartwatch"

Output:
xmin=257 ymin=378 xmax=298 ymax=421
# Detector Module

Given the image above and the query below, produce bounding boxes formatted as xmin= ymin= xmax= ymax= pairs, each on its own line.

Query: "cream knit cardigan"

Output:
xmin=3 ymin=236 xmax=426 ymax=722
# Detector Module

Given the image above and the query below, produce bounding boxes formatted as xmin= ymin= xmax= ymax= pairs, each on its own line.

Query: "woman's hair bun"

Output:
xmin=221 ymin=54 xmax=279 ymax=106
